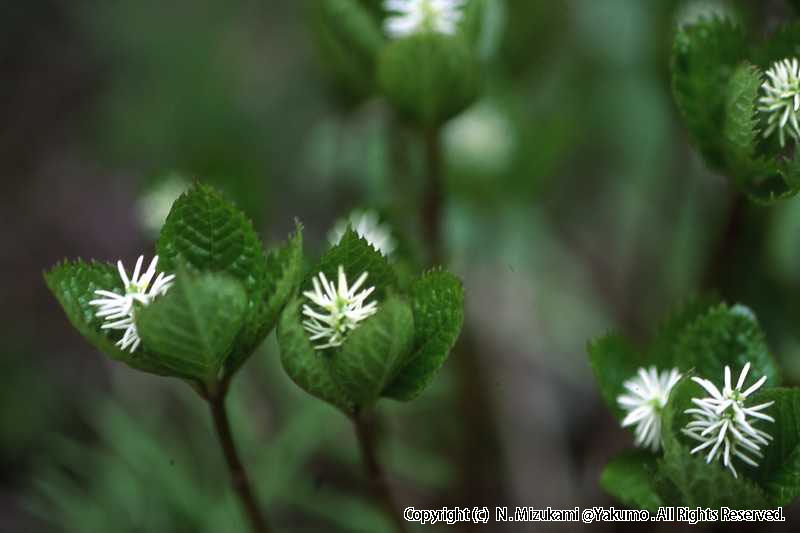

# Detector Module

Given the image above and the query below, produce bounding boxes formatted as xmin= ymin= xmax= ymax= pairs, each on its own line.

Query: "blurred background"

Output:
xmin=4 ymin=0 xmax=800 ymax=531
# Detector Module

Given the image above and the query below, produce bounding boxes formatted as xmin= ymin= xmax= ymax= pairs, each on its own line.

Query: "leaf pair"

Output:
xmin=671 ymin=18 xmax=800 ymax=202
xmin=45 ymin=184 xmax=303 ymax=386
xmin=591 ymin=301 xmax=800 ymax=509
xmin=277 ymin=229 xmax=464 ymax=413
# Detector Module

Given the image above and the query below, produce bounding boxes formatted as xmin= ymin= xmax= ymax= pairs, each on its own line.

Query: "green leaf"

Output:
xmin=44 ymin=260 xmax=176 ymax=377
xmin=383 ymin=270 xmax=464 ymax=401
xmin=136 ymin=272 xmax=247 ymax=383
xmin=332 ymin=296 xmax=414 ymax=408
xmin=308 ymin=0 xmax=385 ymax=101
xmin=587 ymin=333 xmax=644 ymax=421
xmin=600 ymin=451 xmax=664 ymax=512
xmin=277 ymin=297 xmax=354 ymax=413
xmin=587 ymin=298 xmax=720 ymax=420
xmin=308 ymin=227 xmax=396 ymax=300
xmin=748 ymin=388 xmax=800 ymax=505
xmin=721 ymin=62 xmax=798 ymax=202
xmin=225 ymin=223 xmax=304 ymax=375
xmin=658 ymin=376 xmax=772 ymax=508
xmin=671 ymin=17 xmax=746 ymax=169
xmin=156 ymin=184 xmax=279 ymax=375
xmin=672 ymin=303 xmax=780 ymax=388
xmin=157 ymin=184 xmax=266 ymax=283
xmin=378 ymin=32 xmax=480 ymax=127
xmin=647 ymin=295 xmax=720 ymax=369
xmin=723 ymin=62 xmax=761 ymax=171
xmin=657 ymin=440 xmax=772 ymax=508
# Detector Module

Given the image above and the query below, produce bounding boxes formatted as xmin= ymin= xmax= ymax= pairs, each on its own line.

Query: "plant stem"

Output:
xmin=417 ymin=124 xmax=510 ymax=525
xmin=422 ymin=125 xmax=444 ymax=265
xmin=352 ymin=410 xmax=408 ymax=533
xmin=208 ymin=391 xmax=272 ymax=533
xmin=703 ymin=188 xmax=745 ymax=294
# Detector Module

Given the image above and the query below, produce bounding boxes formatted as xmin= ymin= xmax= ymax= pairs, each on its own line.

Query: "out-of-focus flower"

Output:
xmin=137 ymin=175 xmax=190 ymax=235
xmin=617 ymin=367 xmax=682 ymax=451
xmin=328 ymin=210 xmax=397 ymax=257
xmin=674 ymin=0 xmax=735 ymax=28
xmin=383 ymin=0 xmax=466 ymax=38
xmin=444 ymin=102 xmax=516 ymax=175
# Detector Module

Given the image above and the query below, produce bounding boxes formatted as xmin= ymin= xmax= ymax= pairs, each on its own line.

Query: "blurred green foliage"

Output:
xmin=8 ymin=0 xmax=800 ymax=530
xmin=30 ymin=349 xmax=456 ymax=532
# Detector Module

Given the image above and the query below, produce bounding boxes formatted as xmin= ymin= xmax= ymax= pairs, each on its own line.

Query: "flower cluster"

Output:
xmin=328 ymin=210 xmax=397 ymax=257
xmin=682 ymin=363 xmax=775 ymax=478
xmin=617 ymin=360 xmax=775 ymax=477
xmin=89 ymin=255 xmax=174 ymax=352
xmin=618 ymin=367 xmax=682 ymax=452
xmin=302 ymin=265 xmax=378 ymax=350
xmin=759 ymin=57 xmax=800 ymax=147
xmin=383 ymin=0 xmax=466 ymax=38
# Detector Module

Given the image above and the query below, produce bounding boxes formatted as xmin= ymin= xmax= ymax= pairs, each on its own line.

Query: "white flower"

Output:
xmin=302 ymin=266 xmax=378 ymax=350
xmin=617 ymin=367 xmax=682 ymax=452
xmin=383 ymin=0 xmax=466 ymax=38
xmin=674 ymin=0 xmax=735 ymax=29
xmin=759 ymin=58 xmax=800 ymax=147
xmin=328 ymin=210 xmax=397 ymax=257
xmin=444 ymin=102 xmax=516 ymax=175
xmin=682 ymin=362 xmax=775 ymax=478
xmin=89 ymin=255 xmax=175 ymax=353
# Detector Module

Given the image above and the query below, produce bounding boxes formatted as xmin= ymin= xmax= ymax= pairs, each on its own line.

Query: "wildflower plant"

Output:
xmin=589 ymin=301 xmax=800 ymax=511
xmin=46 ymin=184 xmax=303 ymax=387
xmin=277 ymin=227 xmax=464 ymax=413
xmin=671 ymin=16 xmax=800 ymax=202
xmin=45 ymin=183 xmax=304 ymax=532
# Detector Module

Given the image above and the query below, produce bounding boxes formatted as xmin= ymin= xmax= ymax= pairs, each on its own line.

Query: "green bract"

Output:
xmin=135 ymin=271 xmax=247 ymax=383
xmin=378 ymin=32 xmax=480 ymax=127
xmin=588 ymin=300 xmax=800 ymax=510
xmin=307 ymin=0 xmax=482 ymax=124
xmin=671 ymin=17 xmax=800 ymax=203
xmin=277 ymin=229 xmax=464 ymax=413
xmin=44 ymin=184 xmax=303 ymax=386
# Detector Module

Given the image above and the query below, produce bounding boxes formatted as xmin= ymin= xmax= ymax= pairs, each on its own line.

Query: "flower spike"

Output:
xmin=758 ymin=57 xmax=800 ymax=147
xmin=302 ymin=265 xmax=378 ymax=350
xmin=682 ymin=362 xmax=774 ymax=478
xmin=89 ymin=255 xmax=175 ymax=353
